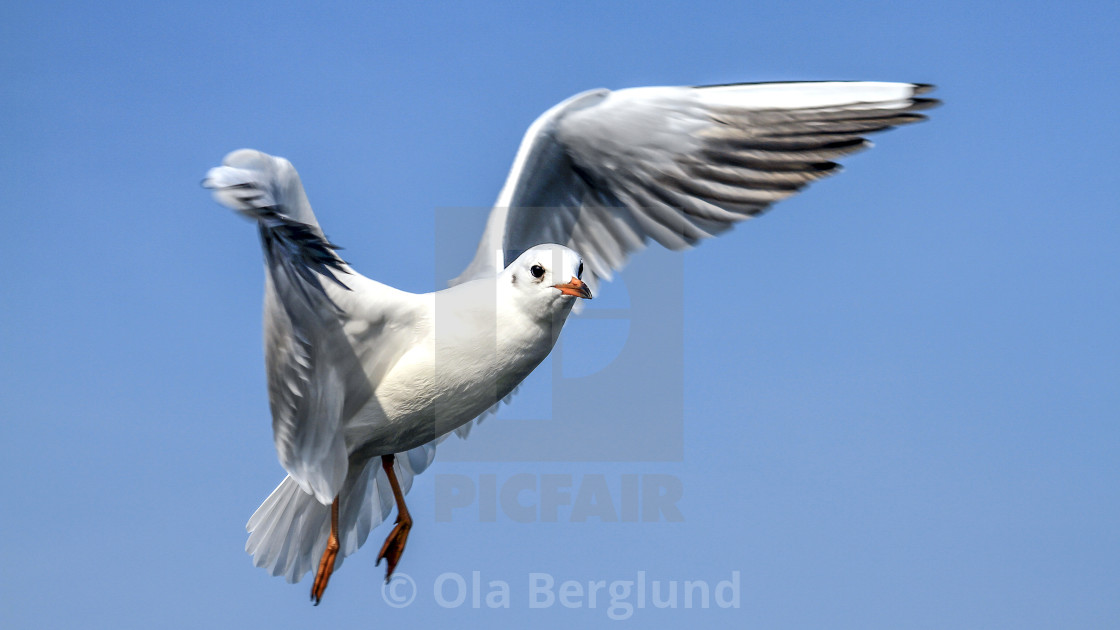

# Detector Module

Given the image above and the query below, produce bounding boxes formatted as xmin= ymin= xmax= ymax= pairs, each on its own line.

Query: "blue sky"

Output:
xmin=2 ymin=1 xmax=1118 ymax=628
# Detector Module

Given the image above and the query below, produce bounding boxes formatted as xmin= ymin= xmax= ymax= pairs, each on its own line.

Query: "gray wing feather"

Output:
xmin=452 ymin=81 xmax=938 ymax=294
xmin=206 ymin=150 xmax=422 ymax=505
xmin=261 ymin=273 xmax=358 ymax=504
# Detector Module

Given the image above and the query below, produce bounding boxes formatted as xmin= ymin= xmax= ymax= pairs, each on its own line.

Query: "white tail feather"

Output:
xmin=245 ymin=447 xmax=431 ymax=583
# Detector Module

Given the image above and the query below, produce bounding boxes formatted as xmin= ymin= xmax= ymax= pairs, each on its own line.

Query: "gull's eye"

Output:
xmin=577 ymin=261 xmax=584 ymax=279
xmin=530 ymin=264 xmax=545 ymax=279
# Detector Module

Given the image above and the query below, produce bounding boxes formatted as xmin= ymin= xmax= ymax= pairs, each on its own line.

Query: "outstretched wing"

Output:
xmin=206 ymin=150 xmax=425 ymax=505
xmin=451 ymin=81 xmax=938 ymax=293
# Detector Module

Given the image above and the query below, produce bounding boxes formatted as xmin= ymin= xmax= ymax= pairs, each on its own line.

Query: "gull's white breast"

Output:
xmin=341 ymin=279 xmax=563 ymax=456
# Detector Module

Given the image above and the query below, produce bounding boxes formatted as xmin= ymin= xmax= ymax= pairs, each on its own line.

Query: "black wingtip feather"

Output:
xmin=256 ymin=208 xmax=352 ymax=312
xmin=892 ymin=113 xmax=929 ymax=124
xmin=909 ymin=97 xmax=942 ymax=111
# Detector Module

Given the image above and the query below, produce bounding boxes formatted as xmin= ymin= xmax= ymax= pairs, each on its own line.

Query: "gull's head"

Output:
xmin=504 ymin=244 xmax=592 ymax=316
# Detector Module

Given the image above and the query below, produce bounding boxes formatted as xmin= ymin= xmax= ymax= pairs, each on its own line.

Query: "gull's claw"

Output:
xmin=375 ymin=454 xmax=413 ymax=583
xmin=310 ymin=496 xmax=341 ymax=605
xmin=375 ymin=514 xmax=412 ymax=582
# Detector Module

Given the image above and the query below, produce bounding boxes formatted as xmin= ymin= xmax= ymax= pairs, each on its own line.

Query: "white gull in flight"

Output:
xmin=203 ymin=80 xmax=938 ymax=603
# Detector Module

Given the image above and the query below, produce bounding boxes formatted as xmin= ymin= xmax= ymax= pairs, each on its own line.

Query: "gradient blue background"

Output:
xmin=2 ymin=1 xmax=1118 ymax=627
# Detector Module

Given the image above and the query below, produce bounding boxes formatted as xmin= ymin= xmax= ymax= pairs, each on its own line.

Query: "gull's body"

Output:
xmin=205 ymin=80 xmax=937 ymax=600
xmin=332 ymin=248 xmax=581 ymax=462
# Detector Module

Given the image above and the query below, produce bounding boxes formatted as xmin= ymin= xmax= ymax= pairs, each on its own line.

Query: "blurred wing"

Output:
xmin=451 ymin=81 xmax=938 ymax=293
xmin=206 ymin=150 xmax=425 ymax=504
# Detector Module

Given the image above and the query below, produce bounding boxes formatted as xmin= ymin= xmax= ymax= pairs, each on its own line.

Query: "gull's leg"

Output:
xmin=376 ymin=454 xmax=412 ymax=582
xmin=310 ymin=495 xmax=340 ymax=605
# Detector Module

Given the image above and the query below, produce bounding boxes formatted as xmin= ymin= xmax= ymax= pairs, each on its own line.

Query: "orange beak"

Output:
xmin=553 ymin=277 xmax=592 ymax=299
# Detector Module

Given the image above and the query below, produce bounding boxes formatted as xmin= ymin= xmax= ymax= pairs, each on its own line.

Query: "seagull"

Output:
xmin=204 ymin=80 xmax=937 ymax=604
